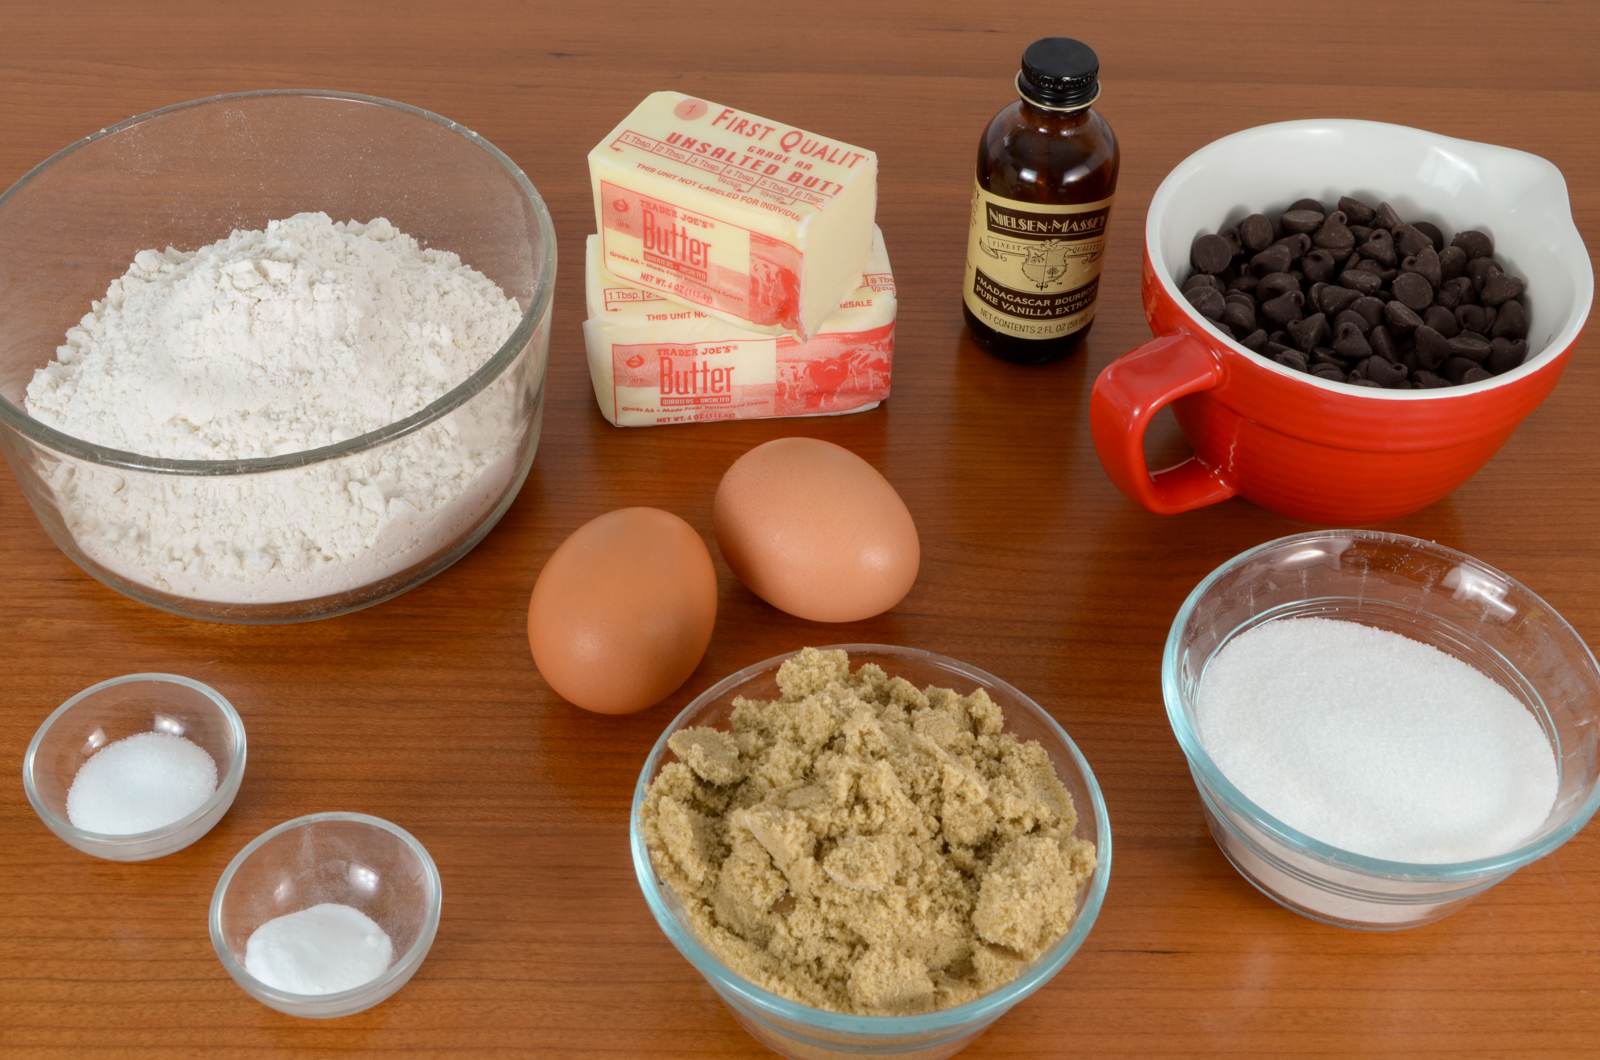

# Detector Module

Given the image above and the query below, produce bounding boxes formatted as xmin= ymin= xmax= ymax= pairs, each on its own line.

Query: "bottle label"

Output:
xmin=963 ymin=182 xmax=1113 ymax=340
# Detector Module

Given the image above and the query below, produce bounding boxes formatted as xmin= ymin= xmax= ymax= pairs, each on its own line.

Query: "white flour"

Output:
xmin=24 ymin=213 xmax=532 ymax=606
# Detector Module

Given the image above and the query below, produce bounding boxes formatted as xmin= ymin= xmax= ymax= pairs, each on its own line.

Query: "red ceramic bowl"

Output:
xmin=1091 ymin=120 xmax=1593 ymax=524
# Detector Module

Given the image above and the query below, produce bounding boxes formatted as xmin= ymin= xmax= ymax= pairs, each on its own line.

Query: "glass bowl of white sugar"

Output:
xmin=1164 ymin=530 xmax=1600 ymax=930
xmin=23 ymin=673 xmax=246 ymax=860
xmin=0 ymin=90 xmax=554 ymax=622
xmin=210 ymin=812 xmax=442 ymax=1018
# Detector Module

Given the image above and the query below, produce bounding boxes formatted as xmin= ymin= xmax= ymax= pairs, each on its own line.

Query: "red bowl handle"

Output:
xmin=1091 ymin=332 xmax=1238 ymax=514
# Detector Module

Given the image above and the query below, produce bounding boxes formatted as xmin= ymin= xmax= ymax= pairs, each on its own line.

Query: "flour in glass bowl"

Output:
xmin=24 ymin=212 xmax=531 ymax=606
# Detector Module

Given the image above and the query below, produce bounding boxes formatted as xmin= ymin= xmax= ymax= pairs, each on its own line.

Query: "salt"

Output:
xmin=244 ymin=903 xmax=394 ymax=995
xmin=1195 ymin=617 xmax=1558 ymax=863
xmin=66 ymin=731 xmax=218 ymax=835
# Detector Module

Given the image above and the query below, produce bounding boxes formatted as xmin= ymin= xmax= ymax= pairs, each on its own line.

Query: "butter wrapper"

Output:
xmin=583 ymin=227 xmax=895 ymax=427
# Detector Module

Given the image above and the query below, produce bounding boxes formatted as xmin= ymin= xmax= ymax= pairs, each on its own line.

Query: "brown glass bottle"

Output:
xmin=962 ymin=38 xmax=1120 ymax=364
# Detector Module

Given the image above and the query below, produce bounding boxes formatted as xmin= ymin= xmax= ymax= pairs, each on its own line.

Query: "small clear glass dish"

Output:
xmin=1164 ymin=529 xmax=1600 ymax=929
xmin=22 ymin=673 xmax=246 ymax=861
xmin=630 ymin=644 xmax=1111 ymax=1059
xmin=209 ymin=812 xmax=443 ymax=1019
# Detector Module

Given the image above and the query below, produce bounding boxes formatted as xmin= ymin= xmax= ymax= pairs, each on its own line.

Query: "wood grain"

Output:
xmin=2 ymin=0 xmax=1598 ymax=1055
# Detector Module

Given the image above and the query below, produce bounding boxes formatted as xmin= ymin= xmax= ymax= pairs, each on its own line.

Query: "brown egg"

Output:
xmin=713 ymin=438 xmax=919 ymax=623
xmin=528 ymin=507 xmax=717 ymax=715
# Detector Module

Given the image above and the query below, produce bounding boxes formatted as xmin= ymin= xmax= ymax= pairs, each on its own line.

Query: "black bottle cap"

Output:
xmin=1018 ymin=38 xmax=1100 ymax=109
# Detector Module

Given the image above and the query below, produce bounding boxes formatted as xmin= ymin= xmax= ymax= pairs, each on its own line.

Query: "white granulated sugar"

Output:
xmin=24 ymin=212 xmax=528 ymax=604
xmin=66 ymin=731 xmax=218 ymax=835
xmin=1196 ymin=617 xmax=1558 ymax=863
xmin=244 ymin=902 xmax=395 ymax=995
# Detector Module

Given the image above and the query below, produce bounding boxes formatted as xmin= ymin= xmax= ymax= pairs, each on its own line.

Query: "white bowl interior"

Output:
xmin=1146 ymin=120 xmax=1593 ymax=395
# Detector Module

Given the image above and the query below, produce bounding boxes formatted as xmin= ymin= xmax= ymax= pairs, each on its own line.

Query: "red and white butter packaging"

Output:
xmin=583 ymin=228 xmax=896 ymax=427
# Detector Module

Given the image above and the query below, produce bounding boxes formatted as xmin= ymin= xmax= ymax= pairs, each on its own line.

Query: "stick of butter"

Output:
xmin=583 ymin=228 xmax=895 ymax=428
xmin=588 ymin=91 xmax=878 ymax=340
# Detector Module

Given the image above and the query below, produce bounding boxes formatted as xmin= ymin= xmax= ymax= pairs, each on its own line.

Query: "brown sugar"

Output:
xmin=639 ymin=648 xmax=1096 ymax=1016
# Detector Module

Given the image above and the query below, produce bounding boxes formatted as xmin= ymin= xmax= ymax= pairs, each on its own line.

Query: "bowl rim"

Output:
xmin=22 ymin=672 xmax=248 ymax=850
xmin=1162 ymin=528 xmax=1600 ymax=880
xmin=629 ymin=643 xmax=1113 ymax=1038
xmin=0 ymin=87 xmax=556 ymax=476
xmin=1143 ymin=118 xmax=1594 ymax=401
xmin=208 ymin=811 xmax=444 ymax=1013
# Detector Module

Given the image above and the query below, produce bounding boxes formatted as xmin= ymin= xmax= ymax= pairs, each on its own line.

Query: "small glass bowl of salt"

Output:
xmin=210 ymin=812 xmax=442 ymax=1019
xmin=22 ymin=673 xmax=246 ymax=861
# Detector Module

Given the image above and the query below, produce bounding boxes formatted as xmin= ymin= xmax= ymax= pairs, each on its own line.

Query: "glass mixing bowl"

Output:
xmin=0 ymin=90 xmax=554 ymax=622
xmin=1164 ymin=530 xmax=1600 ymax=929
xmin=630 ymin=645 xmax=1111 ymax=1059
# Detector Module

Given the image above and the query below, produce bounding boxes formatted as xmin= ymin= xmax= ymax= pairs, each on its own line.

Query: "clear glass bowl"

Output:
xmin=0 ymin=90 xmax=555 ymax=622
xmin=22 ymin=673 xmax=246 ymax=861
xmin=1164 ymin=530 xmax=1600 ymax=930
xmin=209 ymin=812 xmax=442 ymax=1019
xmin=629 ymin=644 xmax=1112 ymax=1060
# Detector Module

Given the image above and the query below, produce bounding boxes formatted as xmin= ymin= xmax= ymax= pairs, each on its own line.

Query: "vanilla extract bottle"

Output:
xmin=963 ymin=38 xmax=1120 ymax=364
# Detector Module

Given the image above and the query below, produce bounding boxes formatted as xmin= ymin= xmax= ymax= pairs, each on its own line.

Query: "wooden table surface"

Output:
xmin=2 ymin=1 xmax=1598 ymax=1055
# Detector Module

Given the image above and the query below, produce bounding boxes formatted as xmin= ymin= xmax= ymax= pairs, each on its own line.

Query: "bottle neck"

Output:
xmin=1017 ymin=94 xmax=1094 ymax=130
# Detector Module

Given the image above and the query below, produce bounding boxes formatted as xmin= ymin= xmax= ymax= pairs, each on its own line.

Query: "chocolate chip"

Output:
xmin=1490 ymin=299 xmax=1528 ymax=339
xmin=1414 ymin=221 xmax=1444 ymax=251
xmin=1274 ymin=349 xmax=1309 ymax=372
xmin=1414 ymin=326 xmax=1451 ymax=368
xmin=1333 ymin=308 xmax=1369 ymax=334
xmin=1452 ymin=229 xmax=1494 ymax=259
xmin=1391 ymin=271 xmax=1431 ymax=310
xmin=1467 ymin=256 xmax=1500 ymax=291
xmin=1186 ymin=285 xmax=1226 ymax=320
xmin=1251 ymin=243 xmax=1294 ymax=276
xmin=1241 ymin=328 xmax=1269 ymax=351
xmin=1302 ymin=248 xmax=1339 ymax=284
xmin=1348 ymin=377 xmax=1382 ymax=388
xmin=1239 ymin=213 xmax=1275 ymax=253
xmin=1443 ymin=356 xmax=1481 ymax=384
xmin=1448 ymin=332 xmax=1491 ymax=362
xmin=1261 ymin=289 xmax=1306 ymax=325
xmin=1422 ymin=305 xmax=1459 ymax=337
xmin=1487 ymin=336 xmax=1527 ymax=373
xmin=1184 ymin=273 xmax=1224 ymax=295
xmin=1384 ymin=300 xmax=1423 ymax=330
xmin=1289 ymin=197 xmax=1326 ymax=215
xmin=1370 ymin=325 xmax=1397 ymax=361
xmin=1349 ymin=224 xmax=1373 ymax=242
xmin=1393 ymin=224 xmax=1432 ymax=258
xmin=1338 ymin=195 xmax=1377 ymax=225
xmin=1401 ymin=246 xmax=1442 ymax=289
xmin=1313 ymin=211 xmax=1355 ymax=253
xmin=1437 ymin=244 xmax=1467 ymax=281
xmin=1263 ymin=341 xmax=1295 ymax=360
xmin=1411 ymin=370 xmax=1449 ymax=388
xmin=1222 ymin=300 xmax=1256 ymax=334
xmin=1339 ymin=268 xmax=1383 ymax=296
xmin=1310 ymin=362 xmax=1347 ymax=381
xmin=1352 ymin=296 xmax=1386 ymax=329
xmin=1286 ymin=312 xmax=1329 ymax=351
xmin=1281 ymin=208 xmax=1324 ymax=235
xmin=1480 ymin=270 xmax=1525 ymax=307
xmin=1334 ymin=321 xmax=1373 ymax=361
xmin=1191 ymin=233 xmax=1235 ymax=275
xmin=1462 ymin=364 xmax=1492 ymax=384
xmin=1222 ymin=228 xmax=1243 ymax=257
xmin=1274 ymin=233 xmax=1313 ymax=258
xmin=1455 ymin=304 xmax=1490 ymax=335
xmin=1227 ymin=273 xmax=1258 ymax=293
xmin=1358 ymin=229 xmax=1397 ymax=267
xmin=1376 ymin=201 xmax=1405 ymax=229
xmin=1317 ymin=284 xmax=1361 ymax=315
xmin=1360 ymin=355 xmax=1409 ymax=387
xmin=1257 ymin=271 xmax=1300 ymax=302
xmin=1435 ymin=276 xmax=1474 ymax=309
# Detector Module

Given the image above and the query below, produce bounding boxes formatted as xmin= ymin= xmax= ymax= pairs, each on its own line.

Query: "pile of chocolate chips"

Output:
xmin=1183 ymin=196 xmax=1530 ymax=388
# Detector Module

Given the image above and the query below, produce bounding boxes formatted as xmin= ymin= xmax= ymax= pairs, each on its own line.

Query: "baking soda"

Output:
xmin=244 ymin=902 xmax=394 ymax=995
xmin=1196 ymin=617 xmax=1558 ymax=863
xmin=66 ymin=731 xmax=218 ymax=835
